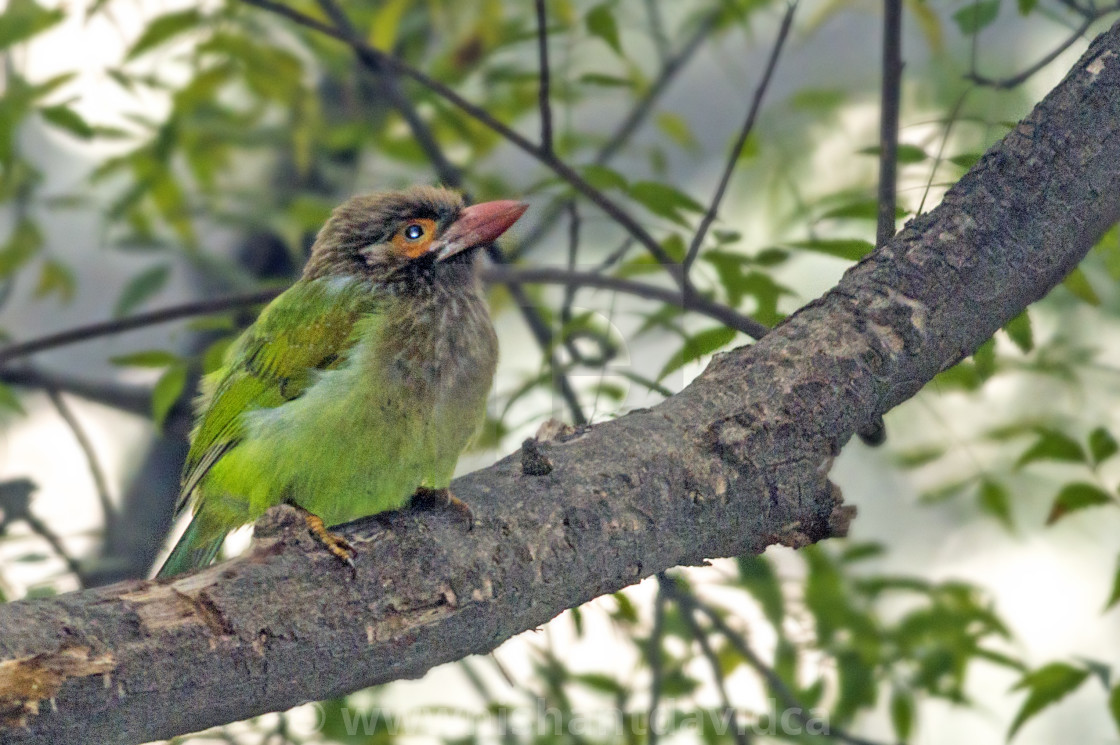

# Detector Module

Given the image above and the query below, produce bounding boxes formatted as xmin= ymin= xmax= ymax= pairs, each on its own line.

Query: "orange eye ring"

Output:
xmin=391 ymin=218 xmax=437 ymax=258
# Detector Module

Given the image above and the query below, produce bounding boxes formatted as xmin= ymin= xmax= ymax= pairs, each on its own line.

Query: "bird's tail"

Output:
xmin=155 ymin=510 xmax=225 ymax=579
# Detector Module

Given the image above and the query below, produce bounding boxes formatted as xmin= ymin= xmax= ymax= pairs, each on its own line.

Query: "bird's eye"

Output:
xmin=403 ymin=223 xmax=425 ymax=241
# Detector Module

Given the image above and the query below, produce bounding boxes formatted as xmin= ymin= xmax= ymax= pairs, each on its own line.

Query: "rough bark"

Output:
xmin=2 ymin=20 xmax=1120 ymax=745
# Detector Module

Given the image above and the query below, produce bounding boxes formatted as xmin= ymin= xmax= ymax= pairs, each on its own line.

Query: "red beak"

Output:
xmin=434 ymin=199 xmax=529 ymax=262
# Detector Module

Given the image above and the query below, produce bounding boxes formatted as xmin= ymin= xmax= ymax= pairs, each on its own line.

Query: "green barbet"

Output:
xmin=156 ymin=186 xmax=527 ymax=578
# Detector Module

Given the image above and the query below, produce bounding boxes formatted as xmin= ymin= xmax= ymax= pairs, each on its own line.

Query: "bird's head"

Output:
xmin=303 ymin=186 xmax=527 ymax=288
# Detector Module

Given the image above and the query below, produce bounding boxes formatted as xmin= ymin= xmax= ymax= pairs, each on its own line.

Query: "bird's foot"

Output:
xmin=299 ymin=508 xmax=356 ymax=574
xmin=411 ymin=487 xmax=474 ymax=530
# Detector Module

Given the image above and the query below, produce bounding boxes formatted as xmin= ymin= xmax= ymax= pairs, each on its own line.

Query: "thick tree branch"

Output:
xmin=2 ymin=19 xmax=1120 ymax=745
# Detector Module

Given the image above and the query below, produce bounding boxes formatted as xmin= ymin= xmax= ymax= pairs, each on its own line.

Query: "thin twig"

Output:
xmin=20 ymin=511 xmax=87 ymax=588
xmin=534 ymin=0 xmax=554 ymax=157
xmin=240 ymin=0 xmax=681 ymax=277
xmin=508 ymin=10 xmax=721 ymax=262
xmin=876 ymin=0 xmax=903 ymax=249
xmin=0 ymin=268 xmax=769 ymax=366
xmin=0 ymin=366 xmax=155 ymax=416
xmin=483 ymin=265 xmax=770 ymax=339
xmin=488 ymin=247 xmax=589 ymax=426
xmin=687 ymin=596 xmax=893 ymax=745
xmin=666 ymin=579 xmax=750 ymax=745
xmin=45 ymin=389 xmax=117 ymax=534
xmin=645 ymin=0 xmax=671 ymax=64
xmin=682 ymin=3 xmax=796 ymax=276
xmin=0 ymin=288 xmax=280 ymax=367
xmin=313 ymin=0 xmax=462 ymax=188
xmin=965 ymin=12 xmax=1100 ymax=89
xmin=915 ymin=90 xmax=971 ymax=216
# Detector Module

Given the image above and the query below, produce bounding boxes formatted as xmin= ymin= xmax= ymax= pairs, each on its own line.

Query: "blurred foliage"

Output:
xmin=1 ymin=0 xmax=1120 ymax=743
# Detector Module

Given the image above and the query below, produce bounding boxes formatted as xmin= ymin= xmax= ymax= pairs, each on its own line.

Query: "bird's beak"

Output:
xmin=433 ymin=199 xmax=529 ymax=262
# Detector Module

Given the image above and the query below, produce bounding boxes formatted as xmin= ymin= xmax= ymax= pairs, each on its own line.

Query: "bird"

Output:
xmin=156 ymin=186 xmax=527 ymax=578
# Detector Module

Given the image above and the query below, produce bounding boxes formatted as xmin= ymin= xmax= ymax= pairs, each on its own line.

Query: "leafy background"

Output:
xmin=1 ymin=0 xmax=1120 ymax=742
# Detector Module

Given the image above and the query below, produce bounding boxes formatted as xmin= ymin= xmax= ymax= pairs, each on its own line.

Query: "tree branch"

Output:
xmin=2 ymin=19 xmax=1120 ymax=745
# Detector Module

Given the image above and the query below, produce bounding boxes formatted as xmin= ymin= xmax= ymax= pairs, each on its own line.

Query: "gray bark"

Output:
xmin=2 ymin=20 xmax=1120 ymax=745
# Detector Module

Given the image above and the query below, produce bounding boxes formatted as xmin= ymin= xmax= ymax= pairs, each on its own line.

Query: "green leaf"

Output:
xmin=580 ymin=164 xmax=628 ymax=191
xmin=1016 ymin=429 xmax=1086 ymax=468
xmin=1003 ymin=311 xmax=1032 ymax=353
xmin=978 ymin=479 xmax=1014 ymax=530
xmin=0 ymin=0 xmax=64 ymax=51
xmin=952 ymin=0 xmax=1000 ymax=35
xmin=736 ymin=555 xmax=784 ymax=626
xmin=1062 ymin=267 xmax=1100 ymax=305
xmin=114 ymin=265 xmax=170 ymax=317
xmin=890 ymin=687 xmax=914 ymax=741
xmin=39 ymin=104 xmax=94 ymax=139
xmin=1089 ymin=427 xmax=1119 ymax=466
xmin=369 ymin=0 xmax=409 ymax=50
xmin=659 ymin=326 xmax=737 ymax=380
xmin=612 ymin=591 xmax=638 ymax=624
xmin=0 ymin=219 xmax=43 ymax=278
xmin=1018 ymin=0 xmax=1038 ymax=13
xmin=0 ymin=381 xmax=25 ymax=415
xmin=817 ymin=200 xmax=908 ymax=221
xmin=586 ymin=3 xmax=622 ymax=56
xmin=858 ymin=143 xmax=928 ymax=163
xmin=152 ymin=363 xmax=187 ymax=428
xmin=126 ymin=9 xmax=203 ymax=60
xmin=628 ymin=181 xmax=704 ymax=226
xmin=786 ymin=238 xmax=874 ymax=261
xmin=1008 ymin=663 xmax=1089 ymax=739
xmin=577 ymin=72 xmax=632 ymax=88
xmin=109 ymin=350 xmax=182 ymax=368
xmin=33 ymin=258 xmax=76 ymax=302
xmin=656 ymin=112 xmax=697 ymax=150
xmin=1046 ymin=483 xmax=1113 ymax=525
xmin=949 ymin=152 xmax=983 ymax=169
xmin=1105 ymin=555 xmax=1120 ymax=611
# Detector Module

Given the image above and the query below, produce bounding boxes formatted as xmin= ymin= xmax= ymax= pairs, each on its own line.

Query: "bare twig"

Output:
xmin=2 ymin=480 xmax=88 ymax=587
xmin=482 ymin=265 xmax=770 ymax=339
xmin=686 ymin=597 xmax=892 ymax=745
xmin=509 ymin=10 xmax=722 ymax=262
xmin=535 ymin=0 xmax=554 ymax=157
xmin=45 ymin=390 xmax=116 ymax=534
xmin=645 ymin=0 xmax=670 ymax=64
xmin=313 ymin=0 xmax=462 ymax=188
xmin=876 ymin=0 xmax=903 ymax=249
xmin=663 ymin=577 xmax=749 ymax=745
xmin=0 ymin=288 xmax=279 ymax=367
xmin=0 ymin=267 xmax=768 ymax=366
xmin=683 ymin=3 xmax=796 ymax=276
xmin=488 ymin=247 xmax=589 ymax=426
xmin=0 ymin=366 xmax=155 ymax=416
xmin=240 ymin=0 xmax=682 ymax=277
xmin=965 ymin=13 xmax=1101 ymax=89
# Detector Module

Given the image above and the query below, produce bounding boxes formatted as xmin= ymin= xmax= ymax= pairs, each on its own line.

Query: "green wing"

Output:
xmin=177 ymin=278 xmax=376 ymax=513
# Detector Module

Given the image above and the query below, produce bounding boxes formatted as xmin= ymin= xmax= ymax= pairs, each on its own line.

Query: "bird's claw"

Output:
xmin=411 ymin=487 xmax=474 ymax=530
xmin=301 ymin=509 xmax=357 ymax=576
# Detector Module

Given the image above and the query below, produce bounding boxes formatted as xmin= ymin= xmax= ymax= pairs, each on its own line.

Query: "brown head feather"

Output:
xmin=302 ymin=186 xmax=467 ymax=284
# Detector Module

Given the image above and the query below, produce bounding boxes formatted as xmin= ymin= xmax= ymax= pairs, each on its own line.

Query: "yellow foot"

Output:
xmin=411 ymin=487 xmax=474 ymax=530
xmin=298 ymin=508 xmax=355 ymax=573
